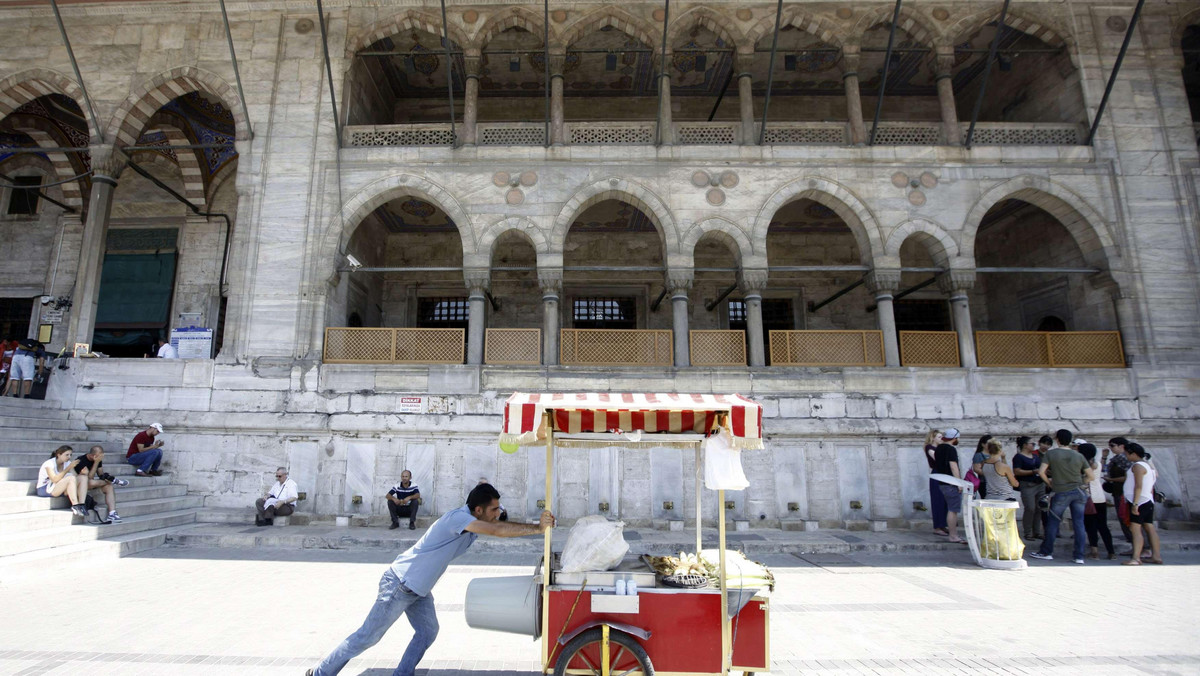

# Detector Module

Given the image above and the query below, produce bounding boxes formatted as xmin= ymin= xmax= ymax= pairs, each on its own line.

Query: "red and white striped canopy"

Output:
xmin=500 ymin=392 xmax=764 ymax=450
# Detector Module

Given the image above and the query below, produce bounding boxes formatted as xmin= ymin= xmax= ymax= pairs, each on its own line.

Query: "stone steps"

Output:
xmin=0 ymin=508 xmax=198 ymax=557
xmin=0 ymin=484 xmax=187 ymax=514
xmin=0 ymin=414 xmax=87 ymax=429
xmin=0 ymin=439 xmax=110 ymax=454
xmin=0 ymin=523 xmax=203 ymax=580
xmin=0 ymin=398 xmax=66 ymax=413
xmin=0 ymin=463 xmax=154 ymax=481
xmin=0 ymin=495 xmax=202 ymax=533
xmin=0 ymin=428 xmax=105 ymax=442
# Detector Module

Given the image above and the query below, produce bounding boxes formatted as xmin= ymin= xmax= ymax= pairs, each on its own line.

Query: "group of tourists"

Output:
xmin=925 ymin=428 xmax=1163 ymax=565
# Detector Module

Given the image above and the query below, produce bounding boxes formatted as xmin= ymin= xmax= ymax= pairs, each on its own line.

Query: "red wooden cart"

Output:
xmin=477 ymin=392 xmax=771 ymax=675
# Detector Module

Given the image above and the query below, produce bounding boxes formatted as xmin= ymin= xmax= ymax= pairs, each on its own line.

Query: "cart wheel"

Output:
xmin=553 ymin=627 xmax=654 ymax=676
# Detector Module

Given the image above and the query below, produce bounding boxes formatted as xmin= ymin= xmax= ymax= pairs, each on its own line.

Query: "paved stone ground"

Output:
xmin=1 ymin=545 xmax=1198 ymax=675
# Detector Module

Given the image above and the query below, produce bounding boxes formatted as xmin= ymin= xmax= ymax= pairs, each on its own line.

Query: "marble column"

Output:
xmin=935 ymin=47 xmax=961 ymax=145
xmin=657 ymin=52 xmax=674 ymax=146
xmin=669 ymin=272 xmax=692 ymax=367
xmin=867 ymin=270 xmax=902 ymax=367
xmin=740 ymin=269 xmax=768 ymax=366
xmin=1092 ymin=270 xmax=1141 ymax=364
xmin=462 ymin=52 xmax=481 ymax=146
xmin=842 ymin=47 xmax=867 ymax=145
xmin=217 ymin=139 xmax=257 ymax=362
xmin=67 ymin=145 xmax=126 ymax=349
xmin=464 ymin=270 xmax=489 ymax=365
xmin=539 ymin=270 xmax=562 ymax=366
xmin=549 ymin=51 xmax=566 ymax=145
xmin=736 ymin=49 xmax=755 ymax=144
xmin=939 ymin=271 xmax=978 ymax=368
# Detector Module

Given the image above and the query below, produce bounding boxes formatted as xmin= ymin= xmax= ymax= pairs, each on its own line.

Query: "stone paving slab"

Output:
xmin=1 ymin=547 xmax=1198 ymax=675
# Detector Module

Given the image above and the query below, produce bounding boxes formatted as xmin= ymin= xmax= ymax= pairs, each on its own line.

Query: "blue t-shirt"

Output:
xmin=389 ymin=504 xmax=478 ymax=595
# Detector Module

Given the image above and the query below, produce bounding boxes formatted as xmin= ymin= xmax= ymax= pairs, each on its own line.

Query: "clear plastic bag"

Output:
xmin=559 ymin=515 xmax=629 ymax=573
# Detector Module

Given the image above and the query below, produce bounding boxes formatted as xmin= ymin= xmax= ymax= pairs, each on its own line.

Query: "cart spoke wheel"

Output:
xmin=554 ymin=627 xmax=654 ymax=676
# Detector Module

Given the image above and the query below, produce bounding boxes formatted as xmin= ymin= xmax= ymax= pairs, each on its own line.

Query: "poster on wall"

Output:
xmin=170 ymin=326 xmax=214 ymax=359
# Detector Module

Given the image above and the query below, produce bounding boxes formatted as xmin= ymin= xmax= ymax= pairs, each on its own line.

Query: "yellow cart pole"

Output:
xmin=540 ymin=412 xmax=554 ymax=674
xmin=695 ymin=443 xmax=703 ymax=556
xmin=718 ymin=488 xmax=729 ymax=675
xmin=601 ymin=623 xmax=610 ymax=675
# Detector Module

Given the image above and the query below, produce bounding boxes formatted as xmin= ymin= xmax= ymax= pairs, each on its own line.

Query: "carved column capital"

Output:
xmin=548 ymin=49 xmax=567 ymax=77
xmin=841 ymin=44 xmax=861 ymax=75
xmin=734 ymin=48 xmax=755 ymax=77
xmin=463 ymin=50 xmax=482 ymax=78
xmin=865 ymin=269 xmax=902 ymax=296
xmin=89 ymin=144 xmax=128 ymax=180
xmin=538 ymin=269 xmax=562 ymax=296
xmin=667 ymin=270 xmax=693 ymax=297
xmin=937 ymin=269 xmax=977 ymax=296
xmin=935 ymin=45 xmax=956 ymax=78
xmin=738 ymin=269 xmax=769 ymax=296
xmin=463 ymin=269 xmax=490 ymax=296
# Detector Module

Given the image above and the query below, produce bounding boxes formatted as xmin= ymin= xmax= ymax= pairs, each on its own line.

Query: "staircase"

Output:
xmin=0 ymin=397 xmax=199 ymax=577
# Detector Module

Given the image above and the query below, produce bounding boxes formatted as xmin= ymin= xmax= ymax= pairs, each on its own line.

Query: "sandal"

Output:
xmin=1121 ymin=559 xmax=1141 ymax=566
xmin=932 ymin=529 xmax=949 ymax=536
xmin=947 ymin=538 xmax=968 ymax=544
xmin=1149 ymin=559 xmax=1164 ymax=565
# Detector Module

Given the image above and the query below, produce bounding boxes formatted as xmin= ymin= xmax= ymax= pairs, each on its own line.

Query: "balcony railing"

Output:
xmin=484 ymin=328 xmax=541 ymax=365
xmin=560 ymin=329 xmax=673 ymax=366
xmin=899 ymin=331 xmax=960 ymax=367
xmin=323 ymin=327 xmax=465 ymax=364
xmin=343 ymin=121 xmax=1083 ymax=148
xmin=975 ymin=331 xmax=1125 ymax=368
xmin=769 ymin=330 xmax=885 ymax=367
xmin=689 ymin=330 xmax=747 ymax=366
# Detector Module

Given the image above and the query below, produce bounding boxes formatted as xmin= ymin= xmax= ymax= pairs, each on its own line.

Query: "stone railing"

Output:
xmin=899 ymin=331 xmax=960 ymax=367
xmin=560 ymin=329 xmax=673 ymax=366
xmin=769 ymin=330 xmax=885 ymax=367
xmin=868 ymin=121 xmax=943 ymax=146
xmin=477 ymin=122 xmax=546 ymax=146
xmin=965 ymin=122 xmax=1082 ymax=146
xmin=344 ymin=124 xmax=455 ymax=147
xmin=689 ymin=329 xmax=747 ymax=366
xmin=759 ymin=122 xmax=849 ymax=145
xmin=567 ymin=121 xmax=657 ymax=145
xmin=323 ymin=327 xmax=465 ymax=364
xmin=484 ymin=328 xmax=541 ymax=365
xmin=675 ymin=121 xmax=741 ymax=145
xmin=975 ymin=331 xmax=1125 ymax=368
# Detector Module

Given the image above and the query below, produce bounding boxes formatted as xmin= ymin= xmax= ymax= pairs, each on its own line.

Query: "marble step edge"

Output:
xmin=0 ymin=523 xmax=203 ymax=579
xmin=0 ymin=484 xmax=189 ymax=514
xmin=0 ymin=509 xmax=198 ymax=557
xmin=0 ymin=496 xmax=204 ymax=529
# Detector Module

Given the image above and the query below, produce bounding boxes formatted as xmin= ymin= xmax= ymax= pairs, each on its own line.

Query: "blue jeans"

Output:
xmin=1038 ymin=488 xmax=1088 ymax=560
xmin=314 ymin=568 xmax=439 ymax=676
xmin=127 ymin=448 xmax=162 ymax=472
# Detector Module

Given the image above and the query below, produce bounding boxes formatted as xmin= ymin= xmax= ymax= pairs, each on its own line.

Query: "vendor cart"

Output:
xmin=468 ymin=392 xmax=771 ymax=676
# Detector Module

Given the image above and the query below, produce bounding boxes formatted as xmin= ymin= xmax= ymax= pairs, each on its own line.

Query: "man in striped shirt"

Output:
xmin=387 ymin=470 xmax=420 ymax=530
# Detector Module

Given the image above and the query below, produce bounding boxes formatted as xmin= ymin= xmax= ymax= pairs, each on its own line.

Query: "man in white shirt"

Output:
xmin=256 ymin=467 xmax=299 ymax=526
xmin=155 ymin=338 xmax=178 ymax=359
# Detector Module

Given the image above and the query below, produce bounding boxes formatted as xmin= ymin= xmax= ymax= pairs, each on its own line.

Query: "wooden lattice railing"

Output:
xmin=899 ymin=331 xmax=960 ymax=367
xmin=484 ymin=328 xmax=541 ymax=365
xmin=560 ymin=329 xmax=673 ymax=366
xmin=323 ymin=327 xmax=465 ymax=364
xmin=768 ymin=330 xmax=885 ymax=366
xmin=975 ymin=331 xmax=1125 ymax=368
xmin=689 ymin=330 xmax=747 ymax=366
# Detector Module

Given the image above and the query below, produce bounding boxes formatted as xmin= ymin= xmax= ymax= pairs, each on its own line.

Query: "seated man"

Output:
xmin=256 ymin=467 xmax=299 ymax=526
xmin=73 ymin=445 xmax=123 ymax=523
xmin=127 ymin=423 xmax=165 ymax=477
xmin=387 ymin=470 xmax=420 ymax=530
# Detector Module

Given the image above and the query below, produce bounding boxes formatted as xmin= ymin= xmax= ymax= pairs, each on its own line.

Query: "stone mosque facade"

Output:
xmin=1 ymin=0 xmax=1199 ymax=527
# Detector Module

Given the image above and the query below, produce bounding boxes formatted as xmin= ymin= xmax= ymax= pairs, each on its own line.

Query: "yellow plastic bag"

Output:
xmin=975 ymin=503 xmax=1025 ymax=561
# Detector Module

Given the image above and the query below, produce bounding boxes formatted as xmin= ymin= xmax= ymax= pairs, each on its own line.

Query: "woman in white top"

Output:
xmin=1122 ymin=443 xmax=1162 ymax=565
xmin=37 ymin=445 xmax=86 ymax=517
xmin=1078 ymin=444 xmax=1115 ymax=560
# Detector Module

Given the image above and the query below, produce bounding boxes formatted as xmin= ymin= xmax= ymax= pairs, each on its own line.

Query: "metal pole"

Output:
xmin=866 ymin=274 xmax=942 ymax=312
xmin=867 ymin=0 xmax=903 ymax=146
xmin=704 ymin=283 xmax=739 ymax=311
xmin=1085 ymin=0 xmax=1146 ymax=146
xmin=315 ymin=0 xmax=342 ymax=146
xmin=707 ymin=67 xmax=736 ymax=121
xmin=806 ymin=276 xmax=866 ymax=313
xmin=438 ymin=0 xmax=458 ymax=146
xmin=654 ymin=0 xmax=671 ymax=146
xmin=543 ymin=0 xmax=551 ymax=148
xmin=540 ymin=412 xmax=554 ymax=674
xmin=47 ymin=0 xmax=102 ymax=143
xmin=964 ymin=0 xmax=1012 ymax=148
xmin=217 ymin=0 xmax=254 ymax=138
xmin=757 ymin=0 xmax=784 ymax=145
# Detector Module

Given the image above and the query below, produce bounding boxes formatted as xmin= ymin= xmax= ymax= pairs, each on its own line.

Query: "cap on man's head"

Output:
xmin=942 ymin=428 xmax=960 ymax=440
xmin=149 ymin=423 xmax=164 ymax=433
xmin=1073 ymin=438 xmax=1089 ymax=447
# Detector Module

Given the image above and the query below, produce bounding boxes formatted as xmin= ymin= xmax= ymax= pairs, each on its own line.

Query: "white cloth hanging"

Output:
xmin=703 ymin=426 xmax=750 ymax=491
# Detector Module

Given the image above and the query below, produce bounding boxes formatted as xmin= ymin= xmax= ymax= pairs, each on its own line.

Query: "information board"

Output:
xmin=170 ymin=326 xmax=214 ymax=359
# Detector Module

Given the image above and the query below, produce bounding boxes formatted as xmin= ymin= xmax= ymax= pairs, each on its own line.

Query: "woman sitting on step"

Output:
xmin=36 ymin=445 xmax=86 ymax=517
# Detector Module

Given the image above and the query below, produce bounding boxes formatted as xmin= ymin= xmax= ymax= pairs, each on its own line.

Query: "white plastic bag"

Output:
xmin=703 ymin=426 xmax=750 ymax=491
xmin=559 ymin=515 xmax=629 ymax=573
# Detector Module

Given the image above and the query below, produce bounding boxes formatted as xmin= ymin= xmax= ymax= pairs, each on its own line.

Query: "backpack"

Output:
xmin=83 ymin=495 xmax=110 ymax=525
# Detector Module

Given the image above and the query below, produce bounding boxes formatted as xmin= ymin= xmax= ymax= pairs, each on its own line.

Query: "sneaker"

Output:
xmin=111 ymin=478 xmax=129 ymax=487
xmin=1029 ymin=552 xmax=1053 ymax=560
xmin=1073 ymin=558 xmax=1084 ymax=565
xmin=107 ymin=511 xmax=122 ymax=523
xmin=70 ymin=505 xmax=86 ymax=517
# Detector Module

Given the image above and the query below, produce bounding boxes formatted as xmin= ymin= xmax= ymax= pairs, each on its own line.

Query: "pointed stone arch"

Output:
xmin=474 ymin=6 xmax=549 ymax=52
xmin=351 ymin=9 xmax=472 ymax=56
xmin=666 ymin=7 xmax=744 ymax=51
xmin=5 ymin=122 xmax=85 ymax=208
xmin=884 ymin=219 xmax=960 ymax=269
xmin=0 ymin=68 xmax=97 ymax=140
xmin=746 ymin=7 xmax=846 ymax=49
xmin=854 ymin=5 xmax=939 ymax=47
xmin=479 ymin=216 xmax=550 ymax=259
xmin=681 ymin=217 xmax=756 ymax=270
xmin=328 ymin=173 xmax=477 ymax=274
xmin=550 ymin=178 xmax=680 ymax=259
xmin=106 ymin=67 xmax=250 ymax=150
xmin=962 ymin=175 xmax=1119 ymax=272
xmin=948 ymin=5 xmax=1070 ymax=49
xmin=560 ymin=7 xmax=658 ymax=50
xmin=151 ymin=125 xmax=207 ymax=207
xmin=751 ymin=177 xmax=883 ymax=267
xmin=1172 ymin=7 xmax=1200 ymax=48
